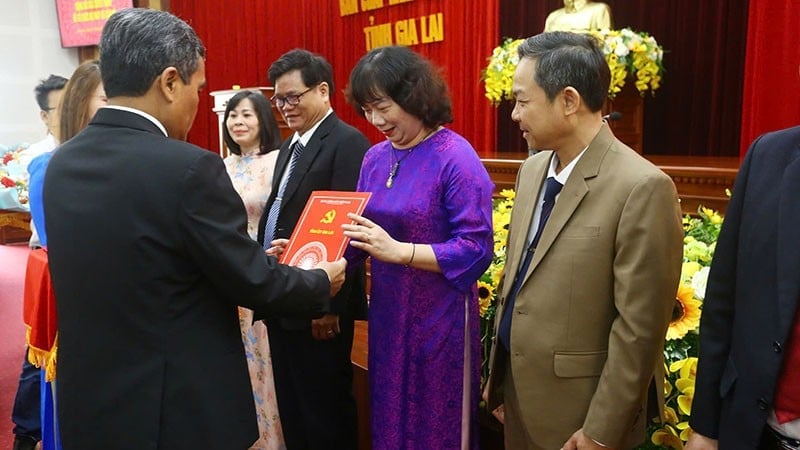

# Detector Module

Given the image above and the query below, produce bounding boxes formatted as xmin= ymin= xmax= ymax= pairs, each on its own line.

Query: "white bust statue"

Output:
xmin=544 ymin=0 xmax=612 ymax=33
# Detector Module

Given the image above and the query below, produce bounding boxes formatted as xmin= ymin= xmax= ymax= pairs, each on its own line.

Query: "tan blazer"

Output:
xmin=486 ymin=125 xmax=683 ymax=449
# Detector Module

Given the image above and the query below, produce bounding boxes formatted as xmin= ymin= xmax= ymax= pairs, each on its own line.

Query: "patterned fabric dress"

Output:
xmin=223 ymin=150 xmax=285 ymax=450
xmin=349 ymin=128 xmax=494 ymax=450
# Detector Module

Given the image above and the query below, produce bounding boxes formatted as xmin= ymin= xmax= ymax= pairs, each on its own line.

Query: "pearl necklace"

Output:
xmin=385 ymin=128 xmax=436 ymax=189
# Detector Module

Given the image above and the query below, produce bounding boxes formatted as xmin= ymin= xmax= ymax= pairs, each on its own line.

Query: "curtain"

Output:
xmin=739 ymin=0 xmax=800 ymax=155
xmin=169 ymin=1 xmax=498 ymax=156
xmin=498 ymin=0 xmax=749 ymax=157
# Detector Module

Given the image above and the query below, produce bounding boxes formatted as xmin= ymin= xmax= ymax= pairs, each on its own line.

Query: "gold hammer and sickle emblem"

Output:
xmin=320 ymin=209 xmax=336 ymax=224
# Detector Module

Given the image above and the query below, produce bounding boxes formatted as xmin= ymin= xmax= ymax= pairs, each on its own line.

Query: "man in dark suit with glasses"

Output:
xmin=258 ymin=48 xmax=370 ymax=450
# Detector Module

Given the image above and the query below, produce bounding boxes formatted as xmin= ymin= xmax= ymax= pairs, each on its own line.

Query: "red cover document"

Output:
xmin=280 ymin=191 xmax=371 ymax=268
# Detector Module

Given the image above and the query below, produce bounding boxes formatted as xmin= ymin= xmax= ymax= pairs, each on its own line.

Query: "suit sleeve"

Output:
xmin=27 ymin=152 xmax=53 ymax=246
xmin=688 ymin=137 xmax=756 ymax=437
xmin=179 ymin=151 xmax=330 ymax=317
xmin=430 ymin=152 xmax=495 ymax=292
xmin=583 ymin=172 xmax=683 ymax=446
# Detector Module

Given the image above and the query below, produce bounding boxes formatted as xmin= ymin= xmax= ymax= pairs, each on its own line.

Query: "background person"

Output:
xmin=18 ymin=60 xmax=105 ymax=450
xmin=28 ymin=59 xmax=106 ymax=247
xmin=42 ymin=9 xmax=344 ymax=449
xmin=256 ymin=48 xmax=369 ymax=450
xmin=342 ymin=45 xmax=494 ymax=450
xmin=222 ymin=89 xmax=285 ymax=449
xmin=483 ymin=31 xmax=682 ymax=450
xmin=17 ymin=75 xmax=68 ymax=172
xmin=686 ymin=125 xmax=800 ymax=449
xmin=10 ymin=73 xmax=66 ymax=450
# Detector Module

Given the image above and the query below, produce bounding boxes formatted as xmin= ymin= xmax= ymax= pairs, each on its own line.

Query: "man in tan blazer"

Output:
xmin=485 ymin=31 xmax=683 ymax=449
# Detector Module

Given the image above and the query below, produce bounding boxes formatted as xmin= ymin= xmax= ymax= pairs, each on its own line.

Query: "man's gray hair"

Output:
xmin=99 ymin=8 xmax=205 ymax=98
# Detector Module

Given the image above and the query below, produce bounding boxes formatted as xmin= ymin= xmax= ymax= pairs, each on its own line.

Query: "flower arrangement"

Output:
xmin=478 ymin=188 xmax=514 ymax=386
xmin=591 ymin=28 xmax=665 ymax=98
xmin=643 ymin=206 xmax=723 ymax=449
xmin=482 ymin=28 xmax=665 ymax=104
xmin=0 ymin=143 xmax=31 ymax=209
xmin=482 ymin=38 xmax=523 ymax=105
xmin=477 ymin=190 xmax=724 ymax=449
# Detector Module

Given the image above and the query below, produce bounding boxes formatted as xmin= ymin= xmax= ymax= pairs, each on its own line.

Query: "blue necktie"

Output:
xmin=263 ymin=141 xmax=305 ymax=248
xmin=497 ymin=177 xmax=563 ymax=351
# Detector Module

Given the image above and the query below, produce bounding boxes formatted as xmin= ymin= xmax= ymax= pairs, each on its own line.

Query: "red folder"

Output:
xmin=280 ymin=191 xmax=371 ymax=268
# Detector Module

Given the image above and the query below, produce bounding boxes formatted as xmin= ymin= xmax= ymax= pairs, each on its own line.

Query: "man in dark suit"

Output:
xmin=42 ymin=9 xmax=345 ymax=450
xmin=256 ymin=49 xmax=370 ymax=450
xmin=687 ymin=126 xmax=800 ymax=450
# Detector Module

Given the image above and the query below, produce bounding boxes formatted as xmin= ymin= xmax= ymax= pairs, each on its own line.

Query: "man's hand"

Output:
xmin=684 ymin=432 xmax=718 ymax=450
xmin=491 ymin=404 xmax=505 ymax=424
xmin=562 ymin=429 xmax=613 ymax=450
xmin=265 ymin=238 xmax=289 ymax=258
xmin=312 ymin=314 xmax=340 ymax=340
xmin=314 ymin=258 xmax=346 ymax=297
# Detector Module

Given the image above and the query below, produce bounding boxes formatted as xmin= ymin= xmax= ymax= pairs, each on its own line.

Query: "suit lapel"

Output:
xmin=501 ymin=154 xmax=549 ymax=299
xmin=527 ymin=124 xmax=614 ymax=277
xmin=271 ymin=140 xmax=293 ymax=193
xmin=776 ymin=142 xmax=800 ymax=334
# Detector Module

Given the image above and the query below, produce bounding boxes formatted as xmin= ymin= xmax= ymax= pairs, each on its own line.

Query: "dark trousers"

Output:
xmin=12 ymin=349 xmax=41 ymax=440
xmin=268 ymin=316 xmax=358 ymax=450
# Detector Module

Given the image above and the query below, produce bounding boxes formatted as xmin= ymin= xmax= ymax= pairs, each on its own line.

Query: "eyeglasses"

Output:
xmin=270 ymin=85 xmax=317 ymax=108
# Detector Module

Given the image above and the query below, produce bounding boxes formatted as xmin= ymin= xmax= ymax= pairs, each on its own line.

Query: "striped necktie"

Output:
xmin=263 ymin=141 xmax=305 ymax=248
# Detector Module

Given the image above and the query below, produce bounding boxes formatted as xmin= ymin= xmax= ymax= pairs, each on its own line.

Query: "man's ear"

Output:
xmin=561 ymin=86 xmax=581 ymax=115
xmin=157 ymin=66 xmax=181 ymax=102
xmin=318 ymin=81 xmax=329 ymax=100
xmin=39 ymin=110 xmax=49 ymax=125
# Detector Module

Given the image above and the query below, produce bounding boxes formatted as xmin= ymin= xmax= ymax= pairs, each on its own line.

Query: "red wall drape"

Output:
xmin=739 ymin=0 xmax=800 ymax=156
xmin=498 ymin=0 xmax=749 ymax=157
xmin=169 ymin=1 xmax=498 ymax=156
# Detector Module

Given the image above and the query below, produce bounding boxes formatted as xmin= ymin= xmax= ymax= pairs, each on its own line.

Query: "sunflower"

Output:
xmin=477 ymin=281 xmax=494 ymax=318
xmin=667 ymin=284 xmax=702 ymax=340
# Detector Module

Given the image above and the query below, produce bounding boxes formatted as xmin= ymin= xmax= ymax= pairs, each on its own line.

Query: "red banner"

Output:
xmin=55 ymin=0 xmax=133 ymax=48
xmin=170 ymin=0 xmax=499 ymax=157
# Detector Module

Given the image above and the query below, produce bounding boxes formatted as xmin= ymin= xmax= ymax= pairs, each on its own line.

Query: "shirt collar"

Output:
xmin=548 ymin=146 xmax=588 ymax=185
xmin=290 ymin=108 xmax=333 ymax=147
xmin=102 ymin=105 xmax=168 ymax=137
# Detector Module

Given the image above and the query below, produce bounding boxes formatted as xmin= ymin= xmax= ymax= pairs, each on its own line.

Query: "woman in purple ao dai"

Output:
xmin=343 ymin=46 xmax=494 ymax=450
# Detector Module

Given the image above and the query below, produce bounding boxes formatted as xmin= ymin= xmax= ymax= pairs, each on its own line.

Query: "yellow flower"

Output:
xmin=651 ymin=425 xmax=684 ymax=449
xmin=477 ymin=281 xmax=493 ymax=318
xmin=681 ymin=261 xmax=702 ymax=283
xmin=677 ymin=385 xmax=694 ymax=415
xmin=678 ymin=356 xmax=698 ymax=380
xmin=664 ymin=372 xmax=673 ymax=397
xmin=669 ymin=357 xmax=698 ymax=416
xmin=667 ymin=284 xmax=702 ymax=340
xmin=499 ymin=189 xmax=515 ymax=200
xmin=668 ymin=356 xmax=697 ymax=375
xmin=482 ymin=38 xmax=523 ymax=104
xmin=663 ymin=405 xmax=679 ymax=425
xmin=676 ymin=421 xmax=694 ymax=442
xmin=490 ymin=265 xmax=503 ymax=286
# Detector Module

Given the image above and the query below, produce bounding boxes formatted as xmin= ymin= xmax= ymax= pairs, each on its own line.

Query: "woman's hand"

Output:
xmin=343 ymin=213 xmax=411 ymax=265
